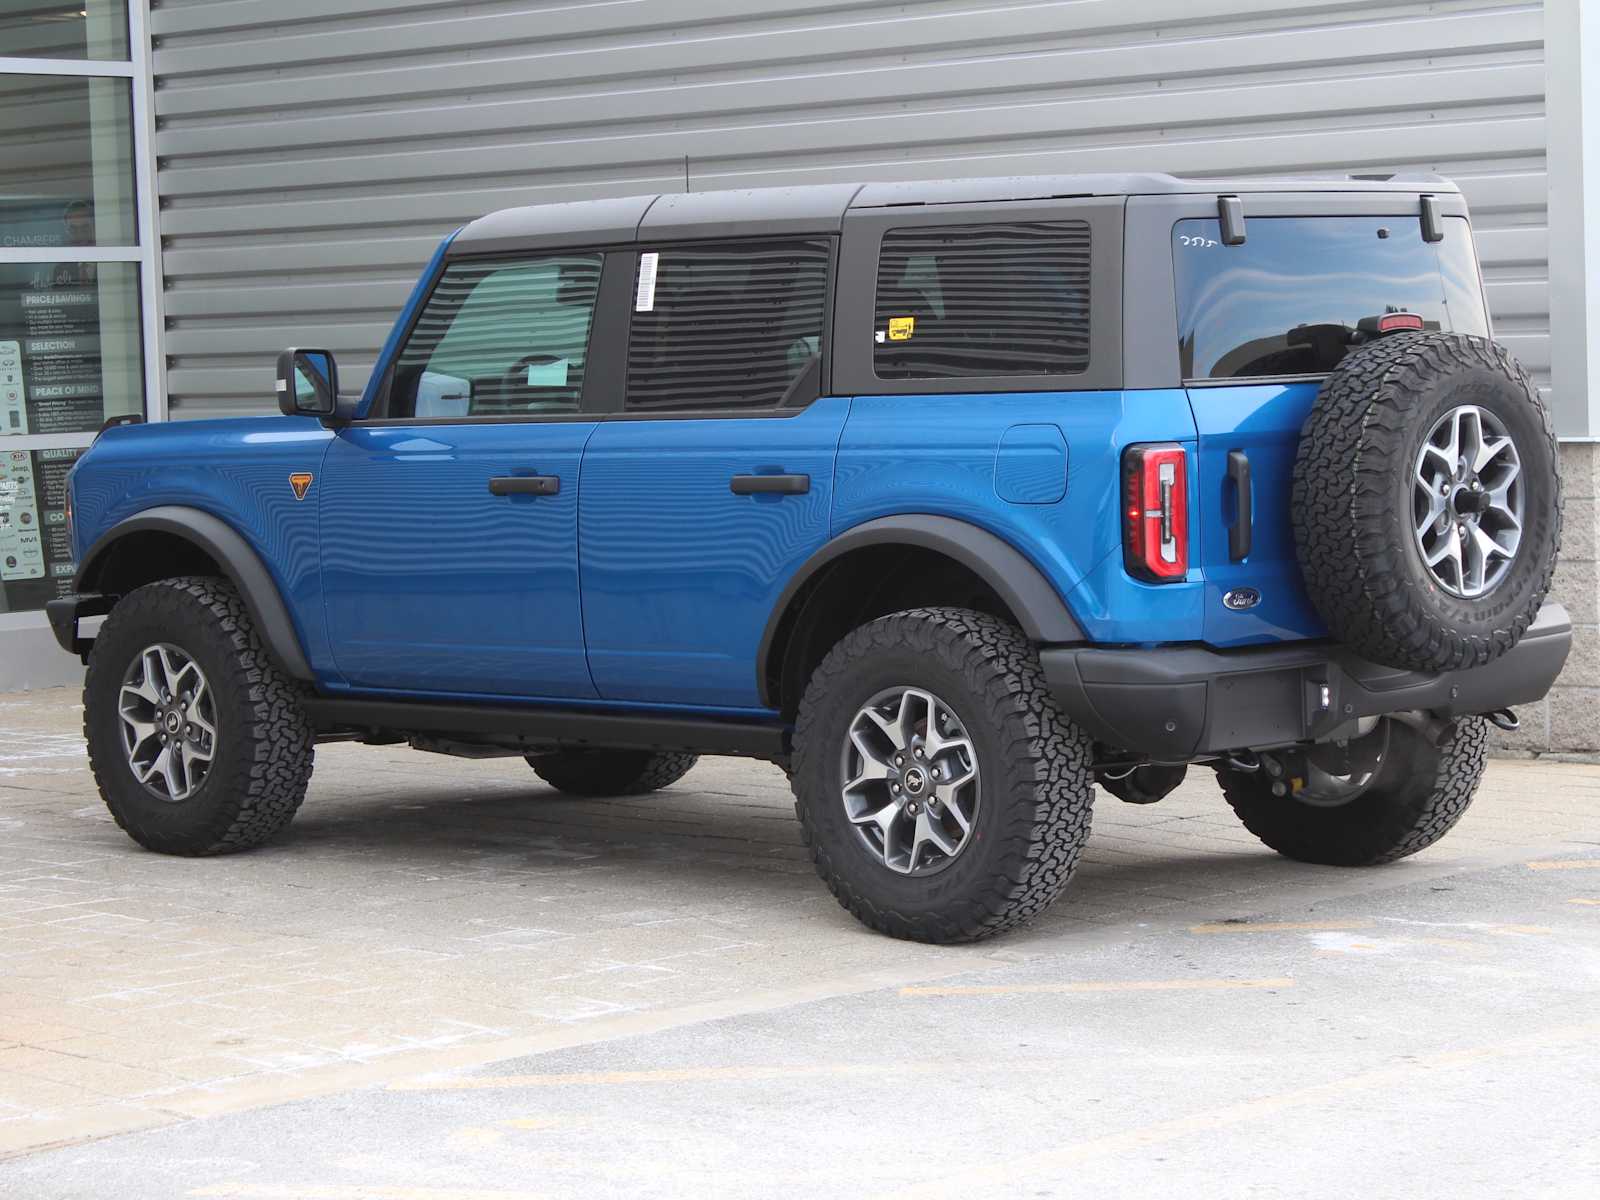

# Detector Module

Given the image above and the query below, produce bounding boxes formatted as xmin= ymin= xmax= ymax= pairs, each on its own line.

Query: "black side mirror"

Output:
xmin=276 ymin=348 xmax=339 ymax=417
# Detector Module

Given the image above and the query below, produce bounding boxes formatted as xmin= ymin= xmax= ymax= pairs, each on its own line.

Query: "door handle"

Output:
xmin=1226 ymin=450 xmax=1252 ymax=561
xmin=730 ymin=473 xmax=810 ymax=495
xmin=488 ymin=475 xmax=560 ymax=496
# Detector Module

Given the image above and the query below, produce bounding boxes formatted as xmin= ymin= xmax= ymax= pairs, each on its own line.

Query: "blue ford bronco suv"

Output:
xmin=51 ymin=173 xmax=1570 ymax=943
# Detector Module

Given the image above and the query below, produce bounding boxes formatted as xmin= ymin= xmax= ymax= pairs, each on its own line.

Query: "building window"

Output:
xmin=873 ymin=222 xmax=1092 ymax=379
xmin=626 ymin=240 xmax=830 ymax=413
xmin=1 ymin=0 xmax=156 ymax=618
xmin=0 ymin=1 xmax=130 ymax=62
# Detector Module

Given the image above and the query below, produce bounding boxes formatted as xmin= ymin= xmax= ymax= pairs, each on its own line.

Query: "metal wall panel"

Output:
xmin=148 ymin=0 xmax=1549 ymax=419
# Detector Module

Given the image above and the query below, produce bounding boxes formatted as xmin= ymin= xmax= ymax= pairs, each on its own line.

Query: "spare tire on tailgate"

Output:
xmin=1292 ymin=331 xmax=1561 ymax=673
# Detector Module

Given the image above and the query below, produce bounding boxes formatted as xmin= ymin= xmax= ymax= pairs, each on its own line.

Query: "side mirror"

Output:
xmin=275 ymin=348 xmax=339 ymax=418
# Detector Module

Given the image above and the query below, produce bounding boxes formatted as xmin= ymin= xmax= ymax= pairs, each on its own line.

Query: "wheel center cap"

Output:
xmin=164 ymin=711 xmax=182 ymax=734
xmin=1452 ymin=486 xmax=1490 ymax=517
xmin=901 ymin=766 xmax=928 ymax=796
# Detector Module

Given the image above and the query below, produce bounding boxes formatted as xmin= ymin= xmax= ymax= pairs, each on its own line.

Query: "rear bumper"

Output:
xmin=45 ymin=592 xmax=113 ymax=659
xmin=1041 ymin=603 xmax=1572 ymax=761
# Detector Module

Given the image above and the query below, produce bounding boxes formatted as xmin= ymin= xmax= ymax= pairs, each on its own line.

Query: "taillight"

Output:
xmin=1122 ymin=443 xmax=1189 ymax=583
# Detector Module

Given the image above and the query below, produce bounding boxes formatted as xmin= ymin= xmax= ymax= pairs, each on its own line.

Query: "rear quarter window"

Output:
xmin=873 ymin=221 xmax=1091 ymax=379
xmin=1173 ymin=215 xmax=1487 ymax=381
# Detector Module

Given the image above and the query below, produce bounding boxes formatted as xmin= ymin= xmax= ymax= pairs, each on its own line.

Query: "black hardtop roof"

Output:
xmin=448 ymin=171 xmax=1460 ymax=255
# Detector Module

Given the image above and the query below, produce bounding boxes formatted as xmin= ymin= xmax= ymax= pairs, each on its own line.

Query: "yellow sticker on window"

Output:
xmin=887 ymin=316 xmax=916 ymax=341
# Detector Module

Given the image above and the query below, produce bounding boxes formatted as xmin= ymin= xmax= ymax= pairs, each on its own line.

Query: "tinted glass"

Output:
xmin=0 ymin=74 xmax=137 ymax=248
xmin=0 ymin=1 xmax=129 ymax=60
xmin=1 ymin=260 xmax=143 ymax=436
xmin=1174 ymin=215 xmax=1488 ymax=380
xmin=873 ymin=222 xmax=1091 ymax=379
xmin=626 ymin=240 xmax=830 ymax=413
xmin=2 ymin=445 xmax=83 ymax=614
xmin=390 ymin=253 xmax=602 ymax=419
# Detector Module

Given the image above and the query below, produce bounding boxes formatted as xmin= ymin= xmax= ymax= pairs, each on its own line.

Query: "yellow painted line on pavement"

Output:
xmin=1189 ymin=919 xmax=1370 ymax=934
xmin=390 ymin=1061 xmax=942 ymax=1092
xmin=900 ymin=977 xmax=1293 ymax=997
xmin=871 ymin=1020 xmax=1600 ymax=1200
xmin=1486 ymin=924 xmax=1553 ymax=935
xmin=1526 ymin=859 xmax=1600 ymax=870
xmin=1569 ymin=898 xmax=1600 ymax=906
xmin=191 ymin=1189 xmax=541 ymax=1200
xmin=500 ymin=1116 xmax=565 ymax=1130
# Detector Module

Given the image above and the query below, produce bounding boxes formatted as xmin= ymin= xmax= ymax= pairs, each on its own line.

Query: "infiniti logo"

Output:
xmin=1223 ymin=587 xmax=1262 ymax=611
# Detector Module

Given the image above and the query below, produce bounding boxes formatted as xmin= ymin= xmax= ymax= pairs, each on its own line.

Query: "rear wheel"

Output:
xmin=791 ymin=607 xmax=1094 ymax=943
xmin=526 ymin=749 xmax=698 ymax=797
xmin=1216 ymin=716 xmax=1487 ymax=866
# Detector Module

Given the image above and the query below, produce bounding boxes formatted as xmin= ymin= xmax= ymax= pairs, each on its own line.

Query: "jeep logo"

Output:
xmin=1223 ymin=587 xmax=1262 ymax=611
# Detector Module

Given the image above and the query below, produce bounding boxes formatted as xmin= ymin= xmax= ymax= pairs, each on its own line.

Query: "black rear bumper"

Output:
xmin=1040 ymin=603 xmax=1572 ymax=761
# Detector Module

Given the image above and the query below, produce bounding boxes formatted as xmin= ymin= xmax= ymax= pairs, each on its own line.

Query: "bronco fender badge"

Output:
xmin=288 ymin=472 xmax=314 ymax=501
xmin=1222 ymin=587 xmax=1261 ymax=611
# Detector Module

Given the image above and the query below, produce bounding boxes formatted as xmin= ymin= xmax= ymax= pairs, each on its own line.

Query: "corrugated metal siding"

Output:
xmin=148 ymin=0 xmax=1549 ymax=418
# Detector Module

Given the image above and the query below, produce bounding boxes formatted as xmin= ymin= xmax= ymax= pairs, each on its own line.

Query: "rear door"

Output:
xmin=1166 ymin=202 xmax=1490 ymax=647
xmin=578 ymin=238 xmax=844 ymax=709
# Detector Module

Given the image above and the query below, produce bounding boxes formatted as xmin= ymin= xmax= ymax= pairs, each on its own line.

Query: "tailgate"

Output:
xmin=1187 ymin=382 xmax=1327 ymax=647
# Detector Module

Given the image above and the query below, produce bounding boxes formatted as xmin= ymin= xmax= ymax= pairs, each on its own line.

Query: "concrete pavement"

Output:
xmin=2 ymin=686 xmax=1598 ymax=1196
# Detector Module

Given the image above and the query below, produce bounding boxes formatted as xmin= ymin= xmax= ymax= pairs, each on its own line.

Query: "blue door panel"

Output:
xmin=579 ymin=398 xmax=850 ymax=708
xmin=320 ymin=422 xmax=598 ymax=697
xmin=1185 ymin=384 xmax=1328 ymax=646
xmin=835 ymin=391 xmax=1206 ymax=646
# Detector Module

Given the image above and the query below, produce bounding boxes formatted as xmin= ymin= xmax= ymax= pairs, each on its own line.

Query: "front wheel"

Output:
xmin=791 ymin=607 xmax=1095 ymax=944
xmin=1217 ymin=716 xmax=1487 ymax=866
xmin=84 ymin=576 xmax=315 ymax=856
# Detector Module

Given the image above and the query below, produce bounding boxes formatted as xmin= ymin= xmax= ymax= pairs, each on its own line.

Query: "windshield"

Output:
xmin=1173 ymin=215 xmax=1488 ymax=381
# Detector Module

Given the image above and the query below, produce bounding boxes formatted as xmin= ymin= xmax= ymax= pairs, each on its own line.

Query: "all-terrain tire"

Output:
xmin=527 ymin=749 xmax=699 ymax=797
xmin=84 ymin=576 xmax=315 ymax=856
xmin=791 ymin=607 xmax=1094 ymax=944
xmin=1217 ymin=717 xmax=1487 ymax=866
xmin=1293 ymin=332 xmax=1560 ymax=672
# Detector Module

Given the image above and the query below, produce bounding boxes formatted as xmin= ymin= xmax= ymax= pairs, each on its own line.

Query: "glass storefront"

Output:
xmin=1 ymin=444 xmax=82 ymax=611
xmin=0 ymin=260 xmax=143 ymax=435
xmin=0 ymin=72 xmax=137 ymax=247
xmin=0 ymin=1 xmax=152 ymax=619
xmin=0 ymin=2 xmax=130 ymax=62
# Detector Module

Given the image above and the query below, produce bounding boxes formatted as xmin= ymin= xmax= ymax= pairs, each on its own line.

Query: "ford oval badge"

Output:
xmin=1223 ymin=587 xmax=1262 ymax=611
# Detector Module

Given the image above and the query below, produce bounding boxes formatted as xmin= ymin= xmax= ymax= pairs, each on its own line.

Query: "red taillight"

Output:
xmin=1122 ymin=443 xmax=1189 ymax=583
xmin=1376 ymin=312 xmax=1424 ymax=334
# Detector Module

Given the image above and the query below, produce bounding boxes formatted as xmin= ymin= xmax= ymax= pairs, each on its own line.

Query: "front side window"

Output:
xmin=873 ymin=222 xmax=1092 ymax=379
xmin=625 ymin=240 xmax=830 ymax=413
xmin=389 ymin=252 xmax=602 ymax=419
xmin=1173 ymin=215 xmax=1488 ymax=380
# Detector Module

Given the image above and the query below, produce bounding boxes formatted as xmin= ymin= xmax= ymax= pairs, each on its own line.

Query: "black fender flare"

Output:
xmin=756 ymin=514 xmax=1085 ymax=706
xmin=75 ymin=506 xmax=315 ymax=681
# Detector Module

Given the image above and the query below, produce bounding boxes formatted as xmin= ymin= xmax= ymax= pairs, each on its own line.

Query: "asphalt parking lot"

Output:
xmin=2 ymin=686 xmax=1598 ymax=1198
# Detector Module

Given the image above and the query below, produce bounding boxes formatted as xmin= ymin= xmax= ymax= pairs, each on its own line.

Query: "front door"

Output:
xmin=320 ymin=249 xmax=608 ymax=698
xmin=579 ymin=238 xmax=843 ymax=709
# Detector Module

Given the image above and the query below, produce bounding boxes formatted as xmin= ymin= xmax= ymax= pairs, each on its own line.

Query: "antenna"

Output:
xmin=683 ymin=155 xmax=691 ymax=194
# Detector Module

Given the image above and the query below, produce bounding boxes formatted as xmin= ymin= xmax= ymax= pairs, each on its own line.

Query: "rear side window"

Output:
xmin=390 ymin=253 xmax=601 ymax=419
xmin=873 ymin=222 xmax=1091 ymax=379
xmin=625 ymin=240 xmax=830 ymax=413
xmin=1173 ymin=215 xmax=1488 ymax=381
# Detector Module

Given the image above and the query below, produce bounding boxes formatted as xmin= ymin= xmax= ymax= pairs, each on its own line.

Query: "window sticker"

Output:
xmin=527 ymin=358 xmax=570 ymax=387
xmin=635 ymin=251 xmax=659 ymax=312
xmin=887 ymin=316 xmax=916 ymax=342
xmin=0 ymin=450 xmax=45 ymax=582
xmin=0 ymin=341 xmax=25 ymax=434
